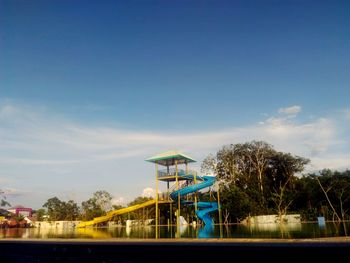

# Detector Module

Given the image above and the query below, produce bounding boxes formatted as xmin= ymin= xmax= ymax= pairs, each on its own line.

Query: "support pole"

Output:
xmin=155 ymin=163 xmax=159 ymax=239
xmin=175 ymin=160 xmax=180 ymax=237
xmin=217 ymin=184 xmax=223 ymax=238
xmin=170 ymin=202 xmax=173 ymax=225
xmin=194 ymin=171 xmax=198 ymax=214
xmin=167 ymin=165 xmax=170 ymax=201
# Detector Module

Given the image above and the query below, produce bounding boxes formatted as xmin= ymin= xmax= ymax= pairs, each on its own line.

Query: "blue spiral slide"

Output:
xmin=169 ymin=174 xmax=218 ymax=227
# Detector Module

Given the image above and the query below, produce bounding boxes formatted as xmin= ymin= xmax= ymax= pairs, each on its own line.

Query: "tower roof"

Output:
xmin=145 ymin=150 xmax=196 ymax=166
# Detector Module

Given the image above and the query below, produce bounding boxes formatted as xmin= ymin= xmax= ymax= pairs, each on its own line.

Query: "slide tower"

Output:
xmin=146 ymin=150 xmax=219 ymax=237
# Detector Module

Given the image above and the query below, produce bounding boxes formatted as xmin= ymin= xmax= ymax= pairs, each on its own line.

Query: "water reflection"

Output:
xmin=244 ymin=222 xmax=302 ymax=239
xmin=198 ymin=225 xmax=217 ymax=238
xmin=1 ymin=222 xmax=349 ymax=239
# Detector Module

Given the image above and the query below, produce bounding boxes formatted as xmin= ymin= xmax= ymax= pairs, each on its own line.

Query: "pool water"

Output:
xmin=1 ymin=222 xmax=349 ymax=239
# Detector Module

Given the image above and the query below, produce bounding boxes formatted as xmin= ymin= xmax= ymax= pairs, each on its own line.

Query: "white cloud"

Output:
xmin=0 ymin=102 xmax=344 ymax=164
xmin=142 ymin=187 xmax=156 ymax=198
xmin=111 ymin=197 xmax=126 ymax=206
xmin=260 ymin=115 xmax=335 ymax=155
xmin=0 ymin=102 xmax=343 ymax=167
xmin=310 ymin=155 xmax=350 ymax=171
xmin=278 ymin=105 xmax=301 ymax=115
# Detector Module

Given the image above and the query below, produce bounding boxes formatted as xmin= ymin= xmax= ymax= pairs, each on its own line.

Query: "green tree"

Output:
xmin=202 ymin=141 xmax=276 ymax=213
xmin=271 ymin=169 xmax=350 ymax=222
xmin=293 ymin=174 xmax=323 ymax=221
xmin=81 ymin=198 xmax=103 ymax=220
xmin=219 ymin=182 xmax=253 ymax=223
xmin=63 ymin=200 xmax=80 ymax=220
xmin=43 ymin=197 xmax=80 ymax=221
xmin=314 ymin=169 xmax=350 ymax=222
xmin=0 ymin=189 xmax=10 ymax=207
xmin=211 ymin=141 xmax=276 ymax=207
xmin=240 ymin=141 xmax=276 ymax=202
xmin=93 ymin=190 xmax=113 ymax=212
xmin=200 ymin=154 xmax=217 ymax=175
xmin=126 ymin=196 xmax=153 ymax=220
xmin=34 ymin=208 xmax=47 ymax=221
xmin=202 ymin=140 xmax=310 ymax=219
xmin=81 ymin=190 xmax=113 ymax=221
xmin=128 ymin=196 xmax=153 ymax=206
xmin=112 ymin=204 xmax=124 ymax=210
xmin=43 ymin=197 xmax=65 ymax=221
xmin=267 ymin=152 xmax=310 ymax=219
xmin=13 ymin=214 xmax=25 ymax=223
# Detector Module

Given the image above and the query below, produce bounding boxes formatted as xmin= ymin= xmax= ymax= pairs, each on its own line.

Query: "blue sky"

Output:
xmin=1 ymin=0 xmax=350 ymax=209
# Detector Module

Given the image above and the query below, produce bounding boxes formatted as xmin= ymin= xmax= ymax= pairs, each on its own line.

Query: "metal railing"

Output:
xmin=157 ymin=168 xmax=197 ymax=178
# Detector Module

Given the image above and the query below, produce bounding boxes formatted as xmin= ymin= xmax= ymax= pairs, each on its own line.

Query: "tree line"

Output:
xmin=37 ymin=191 xmax=152 ymax=221
xmin=201 ymin=140 xmax=350 ymax=223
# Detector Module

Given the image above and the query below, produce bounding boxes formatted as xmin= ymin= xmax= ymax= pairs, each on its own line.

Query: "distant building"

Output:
xmin=7 ymin=205 xmax=33 ymax=217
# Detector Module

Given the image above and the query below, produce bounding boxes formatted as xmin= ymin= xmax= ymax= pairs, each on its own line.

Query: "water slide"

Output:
xmin=76 ymin=199 xmax=156 ymax=228
xmin=170 ymin=174 xmax=218 ymax=226
xmin=77 ymin=174 xmax=218 ymax=228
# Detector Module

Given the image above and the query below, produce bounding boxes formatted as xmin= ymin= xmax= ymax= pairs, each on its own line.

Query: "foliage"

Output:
xmin=112 ymin=204 xmax=124 ymax=210
xmin=81 ymin=198 xmax=103 ymax=220
xmin=34 ymin=208 xmax=47 ymax=221
xmin=64 ymin=200 xmax=80 ymax=221
xmin=43 ymin=197 xmax=64 ymax=221
xmin=81 ymin=190 xmax=113 ymax=221
xmin=124 ymin=196 xmax=154 ymax=221
xmin=43 ymin=197 xmax=80 ymax=221
xmin=219 ymin=182 xmax=253 ymax=223
xmin=12 ymin=214 xmax=25 ymax=223
xmin=311 ymin=169 xmax=350 ymax=221
xmin=0 ymin=189 xmax=10 ymax=207
xmin=42 ymin=190 xmax=113 ymax=221
xmin=128 ymin=196 xmax=153 ymax=207
xmin=202 ymin=140 xmax=310 ymax=221
xmin=267 ymin=152 xmax=310 ymax=218
xmin=92 ymin=190 xmax=113 ymax=212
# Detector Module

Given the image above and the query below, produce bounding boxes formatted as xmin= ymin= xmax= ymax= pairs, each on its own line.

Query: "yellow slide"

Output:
xmin=76 ymin=199 xmax=156 ymax=228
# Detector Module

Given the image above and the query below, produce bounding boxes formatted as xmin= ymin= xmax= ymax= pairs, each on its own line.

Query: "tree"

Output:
xmin=268 ymin=152 xmax=310 ymax=219
xmin=92 ymin=190 xmax=113 ymax=212
xmin=314 ymin=169 xmax=350 ymax=222
xmin=34 ymin=208 xmax=46 ymax=221
xmin=112 ymin=204 xmax=124 ymax=210
xmin=81 ymin=198 xmax=103 ymax=221
xmin=279 ymin=169 xmax=350 ymax=222
xmin=126 ymin=196 xmax=154 ymax=221
xmin=240 ymin=141 xmax=276 ymax=203
xmin=202 ymin=140 xmax=310 ymax=217
xmin=63 ymin=200 xmax=80 ymax=221
xmin=293 ymin=174 xmax=324 ymax=221
xmin=202 ymin=141 xmax=277 ymax=212
xmin=210 ymin=141 xmax=276 ymax=205
xmin=81 ymin=190 xmax=113 ymax=221
xmin=219 ymin=182 xmax=253 ymax=223
xmin=128 ymin=196 xmax=153 ymax=207
xmin=43 ymin=197 xmax=80 ymax=221
xmin=0 ymin=189 xmax=10 ymax=207
xmin=43 ymin=197 xmax=65 ymax=221
xmin=200 ymin=154 xmax=217 ymax=176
